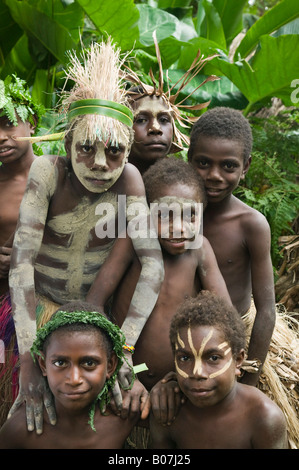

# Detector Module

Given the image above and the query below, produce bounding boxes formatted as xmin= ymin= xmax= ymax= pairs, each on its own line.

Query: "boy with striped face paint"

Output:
xmin=149 ymin=291 xmax=288 ymax=449
xmin=6 ymin=40 xmax=164 ymax=435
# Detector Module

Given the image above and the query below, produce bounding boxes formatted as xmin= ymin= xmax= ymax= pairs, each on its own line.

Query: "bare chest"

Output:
xmin=0 ymin=178 xmax=28 ymax=243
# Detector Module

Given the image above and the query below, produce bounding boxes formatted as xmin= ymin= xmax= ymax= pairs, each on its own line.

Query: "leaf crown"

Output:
xmin=0 ymin=74 xmax=44 ymax=131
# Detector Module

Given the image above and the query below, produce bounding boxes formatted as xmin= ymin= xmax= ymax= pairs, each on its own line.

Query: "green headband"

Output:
xmin=68 ymin=99 xmax=134 ymax=128
xmin=31 ymin=309 xmax=135 ymax=431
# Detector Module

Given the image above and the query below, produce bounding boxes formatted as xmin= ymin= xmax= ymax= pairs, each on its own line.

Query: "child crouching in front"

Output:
xmin=149 ymin=291 xmax=288 ymax=449
xmin=0 ymin=301 xmax=140 ymax=449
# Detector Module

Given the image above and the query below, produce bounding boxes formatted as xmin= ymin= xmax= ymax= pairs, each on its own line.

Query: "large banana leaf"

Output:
xmin=136 ymin=3 xmax=197 ymax=47
xmin=5 ymin=0 xmax=82 ymax=63
xmin=213 ymin=0 xmax=248 ymax=45
xmin=214 ymin=34 xmax=299 ymax=113
xmin=234 ymin=0 xmax=299 ymax=59
xmin=0 ymin=0 xmax=22 ymax=62
xmin=76 ymin=0 xmax=139 ymax=51
xmin=0 ymin=34 xmax=35 ymax=82
xmin=167 ymin=70 xmax=248 ymax=110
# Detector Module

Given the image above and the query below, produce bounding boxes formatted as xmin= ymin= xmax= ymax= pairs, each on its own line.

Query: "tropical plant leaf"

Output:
xmin=234 ymin=0 xmax=299 ymax=59
xmin=0 ymin=0 xmax=22 ymax=63
xmin=167 ymin=71 xmax=248 ymax=110
xmin=213 ymin=0 xmax=248 ymax=45
xmin=76 ymin=0 xmax=139 ymax=51
xmin=5 ymin=0 xmax=81 ymax=63
xmin=0 ymin=34 xmax=36 ymax=82
xmin=213 ymin=34 xmax=299 ymax=112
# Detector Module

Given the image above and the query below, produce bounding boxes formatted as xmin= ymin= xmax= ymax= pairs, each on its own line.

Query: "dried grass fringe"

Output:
xmin=243 ymin=301 xmax=299 ymax=449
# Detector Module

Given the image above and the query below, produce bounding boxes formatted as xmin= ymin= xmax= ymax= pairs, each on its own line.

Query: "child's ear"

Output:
xmin=235 ymin=349 xmax=245 ymax=377
xmin=240 ymin=156 xmax=251 ymax=180
xmin=106 ymin=352 xmax=118 ymax=379
xmin=29 ymin=123 xmax=35 ymax=136
xmin=37 ymin=353 xmax=47 ymax=377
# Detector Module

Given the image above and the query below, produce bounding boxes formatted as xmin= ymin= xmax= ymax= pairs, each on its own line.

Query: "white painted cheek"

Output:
xmin=209 ymin=357 xmax=233 ymax=379
xmin=175 ymin=357 xmax=189 ymax=379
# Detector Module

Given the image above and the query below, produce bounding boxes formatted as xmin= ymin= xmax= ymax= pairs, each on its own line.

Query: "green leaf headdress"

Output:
xmin=124 ymin=31 xmax=220 ymax=153
xmin=31 ymin=309 xmax=134 ymax=431
xmin=0 ymin=74 xmax=44 ymax=132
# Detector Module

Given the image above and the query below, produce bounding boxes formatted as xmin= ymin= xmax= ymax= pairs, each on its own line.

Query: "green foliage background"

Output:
xmin=0 ymin=0 xmax=298 ymax=274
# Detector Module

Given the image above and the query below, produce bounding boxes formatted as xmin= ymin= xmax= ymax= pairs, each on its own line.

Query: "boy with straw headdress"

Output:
xmin=125 ymin=31 xmax=219 ymax=175
xmin=4 ymin=39 xmax=163 ymax=434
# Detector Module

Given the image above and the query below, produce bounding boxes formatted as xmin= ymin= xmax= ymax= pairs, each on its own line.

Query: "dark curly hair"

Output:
xmin=188 ymin=107 xmax=252 ymax=165
xmin=169 ymin=291 xmax=246 ymax=356
xmin=143 ymin=157 xmax=207 ymax=208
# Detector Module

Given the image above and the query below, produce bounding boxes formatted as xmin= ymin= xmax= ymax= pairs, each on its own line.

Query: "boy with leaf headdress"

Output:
xmin=0 ymin=75 xmax=43 ymax=295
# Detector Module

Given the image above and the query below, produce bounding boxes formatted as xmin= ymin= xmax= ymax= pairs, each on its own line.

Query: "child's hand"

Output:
xmin=8 ymin=365 xmax=56 ymax=434
xmin=150 ymin=372 xmax=184 ymax=426
xmin=109 ymin=379 xmax=149 ymax=419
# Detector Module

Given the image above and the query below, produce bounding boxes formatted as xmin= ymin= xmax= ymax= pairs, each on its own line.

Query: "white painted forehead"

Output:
xmin=72 ymin=122 xmax=129 ymax=148
xmin=71 ymin=115 xmax=131 ymax=147
xmin=133 ymin=96 xmax=172 ymax=115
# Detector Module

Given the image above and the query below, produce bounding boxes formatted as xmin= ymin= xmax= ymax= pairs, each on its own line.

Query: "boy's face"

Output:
xmin=38 ymin=330 xmax=117 ymax=414
xmin=174 ymin=325 xmax=243 ymax=408
xmin=151 ymin=183 xmax=203 ymax=255
xmin=69 ymin=126 xmax=129 ymax=193
xmin=0 ymin=114 xmax=35 ymax=164
xmin=130 ymin=95 xmax=173 ymax=164
xmin=189 ymin=136 xmax=251 ymax=204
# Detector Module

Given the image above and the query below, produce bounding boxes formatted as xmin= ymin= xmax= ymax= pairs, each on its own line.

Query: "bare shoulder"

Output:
xmin=115 ymin=163 xmax=145 ymax=196
xmin=0 ymin=406 xmax=28 ymax=448
xmin=232 ymin=198 xmax=270 ymax=244
xmin=238 ymin=383 xmax=287 ymax=447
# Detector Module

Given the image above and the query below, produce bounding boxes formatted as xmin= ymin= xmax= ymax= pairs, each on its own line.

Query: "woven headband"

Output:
xmin=68 ymin=99 xmax=134 ymax=128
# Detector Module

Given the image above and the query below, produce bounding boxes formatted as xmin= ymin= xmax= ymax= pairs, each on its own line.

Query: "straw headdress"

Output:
xmin=124 ymin=31 xmax=220 ymax=152
xmin=15 ymin=39 xmax=134 ymax=147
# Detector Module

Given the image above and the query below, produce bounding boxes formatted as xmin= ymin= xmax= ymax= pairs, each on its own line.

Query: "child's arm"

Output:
xmin=242 ymin=212 xmax=276 ymax=386
xmin=87 ymin=233 xmax=134 ymax=309
xmin=119 ymin=165 xmax=164 ymax=375
xmin=197 ymin=236 xmax=232 ymax=305
xmin=8 ymin=157 xmax=57 ymax=433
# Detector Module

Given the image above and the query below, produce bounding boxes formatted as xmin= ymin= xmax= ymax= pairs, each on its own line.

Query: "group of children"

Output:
xmin=0 ymin=38 xmax=298 ymax=449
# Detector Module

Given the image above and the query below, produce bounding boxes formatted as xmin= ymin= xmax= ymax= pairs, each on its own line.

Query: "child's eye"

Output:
xmin=53 ymin=359 xmax=66 ymax=367
xmin=107 ymin=146 xmax=122 ymax=157
xmin=196 ymin=159 xmax=209 ymax=168
xmin=209 ymin=354 xmax=221 ymax=363
xmin=223 ymin=161 xmax=238 ymax=171
xmin=159 ymin=115 xmax=171 ymax=124
xmin=177 ymin=353 xmax=190 ymax=363
xmin=81 ymin=144 xmax=94 ymax=153
xmin=134 ymin=116 xmax=147 ymax=124
xmin=82 ymin=359 xmax=97 ymax=368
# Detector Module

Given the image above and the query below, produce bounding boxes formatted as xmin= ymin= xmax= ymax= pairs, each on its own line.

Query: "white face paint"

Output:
xmin=175 ymin=326 xmax=233 ymax=380
xmin=71 ymin=126 xmax=128 ymax=193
